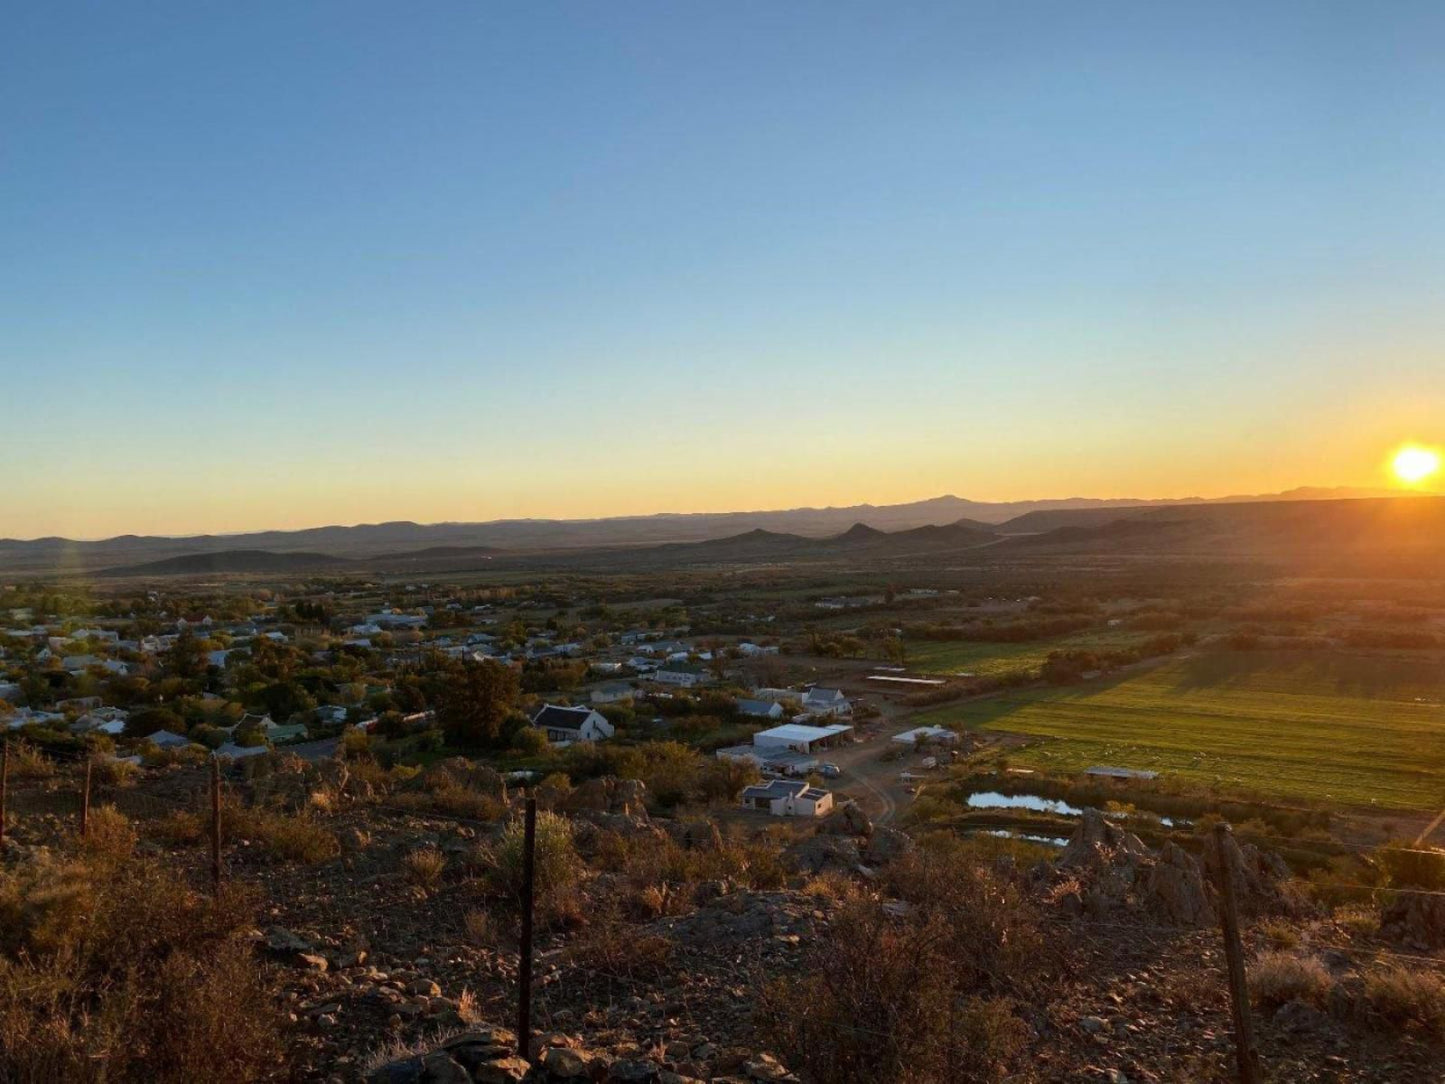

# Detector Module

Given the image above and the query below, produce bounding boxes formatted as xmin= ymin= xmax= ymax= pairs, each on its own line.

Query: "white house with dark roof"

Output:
xmin=735 ymin=697 xmax=784 ymax=720
xmin=531 ymin=704 xmax=615 ymax=745
xmin=801 ymin=686 xmax=851 ymax=716
xmin=653 ymin=662 xmax=707 ymax=688
xmin=739 ymin=778 xmax=834 ymax=817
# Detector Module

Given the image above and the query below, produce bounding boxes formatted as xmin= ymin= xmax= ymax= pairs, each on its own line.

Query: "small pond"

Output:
xmin=964 ymin=790 xmax=1184 ymax=828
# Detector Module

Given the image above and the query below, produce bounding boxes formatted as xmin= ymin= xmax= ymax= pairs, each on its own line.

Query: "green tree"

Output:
xmin=437 ymin=659 xmax=520 ymax=748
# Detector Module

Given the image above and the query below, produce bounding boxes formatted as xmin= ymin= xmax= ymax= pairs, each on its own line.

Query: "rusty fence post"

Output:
xmin=81 ymin=757 xmax=93 ymax=838
xmin=211 ymin=756 xmax=223 ymax=894
xmin=1214 ymin=823 xmax=1262 ymax=1084
xmin=0 ymin=739 xmax=8 ymax=847
xmin=517 ymin=794 xmax=537 ymax=1057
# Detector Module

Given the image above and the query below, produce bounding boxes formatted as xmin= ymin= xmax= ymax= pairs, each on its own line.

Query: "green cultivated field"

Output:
xmin=905 ymin=629 xmax=1148 ymax=679
xmin=916 ymin=650 xmax=1445 ymax=811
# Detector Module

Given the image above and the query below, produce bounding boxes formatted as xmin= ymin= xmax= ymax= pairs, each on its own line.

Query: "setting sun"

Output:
xmin=1392 ymin=444 xmax=1442 ymax=486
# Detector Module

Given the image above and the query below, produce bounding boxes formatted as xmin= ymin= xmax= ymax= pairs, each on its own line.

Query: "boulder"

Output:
xmin=1380 ymin=892 xmax=1445 ymax=950
xmin=1206 ymin=832 xmax=1293 ymax=916
xmin=669 ymin=820 xmax=725 ymax=852
xmin=1144 ymin=842 xmax=1216 ymax=926
xmin=783 ymin=834 xmax=861 ymax=875
xmin=1060 ymin=809 xmax=1151 ymax=870
xmin=861 ymin=825 xmax=914 ymax=866
xmin=818 ymin=800 xmax=872 ymax=838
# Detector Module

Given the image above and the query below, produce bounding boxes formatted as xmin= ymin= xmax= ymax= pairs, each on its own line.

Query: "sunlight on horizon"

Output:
xmin=1392 ymin=444 xmax=1442 ymax=487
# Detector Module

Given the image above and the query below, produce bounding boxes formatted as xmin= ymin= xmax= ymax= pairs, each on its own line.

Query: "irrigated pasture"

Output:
xmin=917 ymin=650 xmax=1445 ymax=811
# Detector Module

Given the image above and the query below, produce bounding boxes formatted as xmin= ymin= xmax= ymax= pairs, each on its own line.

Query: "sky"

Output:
xmin=3 ymin=2 xmax=1444 ymax=539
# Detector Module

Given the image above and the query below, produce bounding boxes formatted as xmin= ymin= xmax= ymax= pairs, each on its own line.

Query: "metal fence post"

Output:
xmin=81 ymin=757 xmax=92 ymax=838
xmin=1214 ymin=823 xmax=1262 ymax=1084
xmin=211 ymin=756 xmax=223 ymax=893
xmin=517 ymin=794 xmax=537 ymax=1057
xmin=0 ymin=740 xmax=8 ymax=847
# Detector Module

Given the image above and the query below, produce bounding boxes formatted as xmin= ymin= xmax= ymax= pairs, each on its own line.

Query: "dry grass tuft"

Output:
xmin=402 ymin=847 xmax=447 ymax=888
xmin=1250 ymin=951 xmax=1333 ymax=1009
xmin=1358 ymin=964 xmax=1445 ymax=1037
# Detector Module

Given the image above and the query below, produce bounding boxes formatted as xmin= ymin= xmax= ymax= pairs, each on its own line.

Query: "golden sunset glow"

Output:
xmin=1392 ymin=444 xmax=1442 ymax=486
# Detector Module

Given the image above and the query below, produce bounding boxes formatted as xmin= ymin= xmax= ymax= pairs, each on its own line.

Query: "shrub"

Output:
xmin=759 ymin=840 xmax=1046 ymax=1083
xmin=79 ymin=806 xmax=137 ymax=867
xmin=463 ymin=908 xmax=497 ymax=948
xmin=485 ymin=810 xmax=582 ymax=924
xmin=1259 ymin=919 xmax=1301 ymax=950
xmin=0 ymin=851 xmax=283 ymax=1082
xmin=88 ymin=757 xmax=137 ymax=788
xmin=1358 ymin=965 xmax=1445 ymax=1037
xmin=5 ymin=741 xmax=54 ymax=781
xmin=1250 ymin=951 xmax=1332 ymax=1009
xmin=224 ymin=800 xmax=339 ymax=864
xmin=402 ymin=847 xmax=446 ymax=888
xmin=148 ymin=810 xmax=206 ymax=848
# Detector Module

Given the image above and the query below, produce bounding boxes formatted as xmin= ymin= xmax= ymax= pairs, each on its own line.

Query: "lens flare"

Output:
xmin=1392 ymin=444 xmax=1441 ymax=486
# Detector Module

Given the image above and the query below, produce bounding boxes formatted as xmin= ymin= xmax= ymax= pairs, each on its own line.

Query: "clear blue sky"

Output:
xmin=3 ymin=2 xmax=1443 ymax=537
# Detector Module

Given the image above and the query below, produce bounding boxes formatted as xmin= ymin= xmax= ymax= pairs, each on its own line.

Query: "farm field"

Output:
xmin=905 ymin=628 xmax=1149 ymax=678
xmin=915 ymin=650 xmax=1445 ymax=811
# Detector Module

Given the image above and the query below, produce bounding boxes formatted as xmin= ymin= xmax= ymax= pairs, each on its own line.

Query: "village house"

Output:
xmin=801 ymin=686 xmax=851 ymax=716
xmin=589 ymin=682 xmax=634 ymax=705
xmin=735 ymin=697 xmax=785 ymax=720
xmin=892 ymin=725 xmax=960 ymax=747
xmin=530 ymin=704 xmax=615 ymax=745
xmin=739 ymin=778 xmax=834 ymax=817
xmin=653 ymin=662 xmax=707 ymax=688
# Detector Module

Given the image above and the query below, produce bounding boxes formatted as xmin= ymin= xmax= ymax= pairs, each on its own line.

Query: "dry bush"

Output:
xmin=1258 ymin=918 xmax=1301 ymax=950
xmin=464 ymin=908 xmax=497 ymax=948
xmin=0 ymin=850 xmax=283 ymax=1083
xmin=757 ymin=899 xmax=1029 ymax=1082
xmin=388 ymin=785 xmax=505 ymax=822
xmin=147 ymin=809 xmax=206 ymax=847
xmin=224 ymin=798 xmax=339 ymax=864
xmin=591 ymin=825 xmax=787 ymax=898
xmin=79 ymin=806 xmax=137 ymax=867
xmin=1357 ymin=965 xmax=1445 ymax=1037
xmin=89 ymin=758 xmax=137 ymax=787
xmin=800 ymin=870 xmax=859 ymax=904
xmin=484 ymin=810 xmax=582 ymax=925
xmin=568 ymin=908 xmax=673 ymax=978
xmin=1334 ymin=905 xmax=1380 ymax=937
xmin=403 ymin=847 xmax=447 ymax=888
xmin=6 ymin=741 xmax=54 ymax=781
xmin=759 ymin=840 xmax=1045 ymax=1082
xmin=1249 ymin=951 xmax=1333 ymax=1009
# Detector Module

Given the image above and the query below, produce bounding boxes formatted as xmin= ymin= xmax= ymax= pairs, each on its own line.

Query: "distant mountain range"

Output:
xmin=0 ymin=486 xmax=1436 ymax=577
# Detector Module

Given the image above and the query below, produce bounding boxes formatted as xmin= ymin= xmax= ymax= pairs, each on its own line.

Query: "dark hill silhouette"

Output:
xmin=100 ymin=549 xmax=349 ymax=577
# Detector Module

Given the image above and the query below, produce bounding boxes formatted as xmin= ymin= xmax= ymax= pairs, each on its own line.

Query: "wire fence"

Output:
xmin=3 ymin=736 xmax=1445 ymax=1078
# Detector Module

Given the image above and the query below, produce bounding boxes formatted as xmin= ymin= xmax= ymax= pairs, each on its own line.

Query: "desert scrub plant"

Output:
xmin=1258 ymin=918 xmax=1301 ymax=950
xmin=1357 ymin=964 xmax=1445 ymax=1037
xmin=757 ymin=895 xmax=1030 ymax=1083
xmin=1333 ymin=905 xmax=1380 ymax=937
xmin=485 ymin=810 xmax=582 ymax=924
xmin=146 ymin=809 xmax=206 ymax=847
xmin=1249 ymin=951 xmax=1333 ymax=1009
xmin=88 ymin=756 xmax=137 ymax=787
xmin=5 ymin=741 xmax=54 ymax=780
xmin=463 ymin=908 xmax=497 ymax=947
xmin=0 ymin=849 xmax=283 ymax=1083
xmin=224 ymin=798 xmax=339 ymax=864
xmin=402 ymin=846 xmax=447 ymax=888
xmin=78 ymin=805 xmax=137 ymax=867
